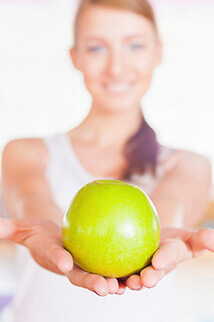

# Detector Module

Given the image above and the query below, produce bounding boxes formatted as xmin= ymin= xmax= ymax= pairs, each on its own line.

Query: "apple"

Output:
xmin=62 ymin=180 xmax=160 ymax=278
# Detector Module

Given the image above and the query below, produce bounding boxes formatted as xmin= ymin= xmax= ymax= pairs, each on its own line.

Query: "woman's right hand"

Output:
xmin=0 ymin=217 xmax=126 ymax=296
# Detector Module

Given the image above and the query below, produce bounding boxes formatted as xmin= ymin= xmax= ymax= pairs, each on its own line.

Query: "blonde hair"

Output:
xmin=74 ymin=0 xmax=158 ymax=43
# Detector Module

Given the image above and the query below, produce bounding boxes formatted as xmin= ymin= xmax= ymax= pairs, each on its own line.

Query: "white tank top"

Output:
xmin=12 ymin=133 xmax=178 ymax=322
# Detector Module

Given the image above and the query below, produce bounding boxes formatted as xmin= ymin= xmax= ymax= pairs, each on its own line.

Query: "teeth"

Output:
xmin=105 ymin=83 xmax=132 ymax=93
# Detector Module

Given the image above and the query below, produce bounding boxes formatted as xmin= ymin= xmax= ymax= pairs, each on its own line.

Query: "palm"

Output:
xmin=2 ymin=218 xmax=213 ymax=294
xmin=0 ymin=218 xmax=126 ymax=296
xmin=125 ymin=227 xmax=214 ymax=290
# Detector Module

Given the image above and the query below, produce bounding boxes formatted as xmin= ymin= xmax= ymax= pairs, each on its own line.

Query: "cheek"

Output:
xmin=133 ymin=44 xmax=159 ymax=77
xmin=135 ymin=55 xmax=156 ymax=77
xmin=82 ymin=57 xmax=105 ymax=83
xmin=132 ymin=56 xmax=155 ymax=96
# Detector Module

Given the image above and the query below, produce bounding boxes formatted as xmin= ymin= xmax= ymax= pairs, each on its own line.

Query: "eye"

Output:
xmin=87 ymin=45 xmax=107 ymax=53
xmin=129 ymin=43 xmax=145 ymax=50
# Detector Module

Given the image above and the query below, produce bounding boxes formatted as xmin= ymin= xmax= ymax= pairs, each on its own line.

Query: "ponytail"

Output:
xmin=123 ymin=118 xmax=159 ymax=180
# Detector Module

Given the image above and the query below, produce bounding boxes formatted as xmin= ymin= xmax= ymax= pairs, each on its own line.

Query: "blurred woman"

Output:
xmin=1 ymin=0 xmax=213 ymax=321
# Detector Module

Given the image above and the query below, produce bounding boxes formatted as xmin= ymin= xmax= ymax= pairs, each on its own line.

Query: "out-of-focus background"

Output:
xmin=0 ymin=0 xmax=214 ymax=321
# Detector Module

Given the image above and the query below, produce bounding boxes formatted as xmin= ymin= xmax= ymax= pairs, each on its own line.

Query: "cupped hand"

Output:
xmin=125 ymin=227 xmax=214 ymax=290
xmin=0 ymin=217 xmax=126 ymax=296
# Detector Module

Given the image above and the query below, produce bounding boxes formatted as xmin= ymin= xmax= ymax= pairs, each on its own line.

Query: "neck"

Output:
xmin=73 ymin=103 xmax=143 ymax=149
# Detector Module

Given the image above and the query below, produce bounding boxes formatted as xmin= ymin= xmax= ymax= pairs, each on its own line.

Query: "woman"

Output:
xmin=1 ymin=0 xmax=213 ymax=321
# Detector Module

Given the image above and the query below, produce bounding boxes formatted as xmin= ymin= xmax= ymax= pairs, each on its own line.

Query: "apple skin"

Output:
xmin=62 ymin=180 xmax=160 ymax=278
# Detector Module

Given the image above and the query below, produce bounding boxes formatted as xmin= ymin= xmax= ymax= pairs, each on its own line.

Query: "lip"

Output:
xmin=102 ymin=81 xmax=134 ymax=95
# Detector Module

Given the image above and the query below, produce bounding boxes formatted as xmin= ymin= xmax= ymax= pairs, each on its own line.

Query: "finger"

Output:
xmin=105 ymin=278 xmax=119 ymax=294
xmin=22 ymin=230 xmax=72 ymax=274
xmin=0 ymin=218 xmax=17 ymax=239
xmin=30 ymin=233 xmax=73 ymax=273
xmin=191 ymin=228 xmax=214 ymax=256
xmin=126 ymin=274 xmax=143 ymax=290
xmin=152 ymin=238 xmax=192 ymax=271
xmin=140 ymin=266 xmax=165 ymax=288
xmin=65 ymin=265 xmax=109 ymax=297
xmin=116 ymin=281 xmax=126 ymax=295
xmin=50 ymin=246 xmax=73 ymax=272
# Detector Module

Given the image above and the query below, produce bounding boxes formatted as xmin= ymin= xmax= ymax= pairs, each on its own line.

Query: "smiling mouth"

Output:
xmin=103 ymin=82 xmax=134 ymax=94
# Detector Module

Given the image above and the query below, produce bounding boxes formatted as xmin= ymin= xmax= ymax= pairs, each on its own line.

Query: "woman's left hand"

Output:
xmin=125 ymin=227 xmax=214 ymax=290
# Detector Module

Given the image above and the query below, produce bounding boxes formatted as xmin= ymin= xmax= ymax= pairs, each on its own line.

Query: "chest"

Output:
xmin=72 ymin=143 xmax=127 ymax=180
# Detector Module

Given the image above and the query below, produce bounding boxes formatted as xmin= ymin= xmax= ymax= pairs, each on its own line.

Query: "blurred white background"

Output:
xmin=0 ymin=1 xmax=214 ymax=321
xmin=0 ymin=0 xmax=214 ymax=179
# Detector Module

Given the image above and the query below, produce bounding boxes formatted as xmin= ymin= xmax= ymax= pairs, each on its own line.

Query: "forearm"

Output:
xmin=150 ymin=193 xmax=186 ymax=229
xmin=22 ymin=196 xmax=64 ymax=226
xmin=6 ymin=195 xmax=63 ymax=227
xmin=150 ymin=155 xmax=211 ymax=229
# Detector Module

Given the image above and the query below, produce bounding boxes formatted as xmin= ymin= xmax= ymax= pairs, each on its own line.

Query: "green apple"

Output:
xmin=62 ymin=180 xmax=160 ymax=278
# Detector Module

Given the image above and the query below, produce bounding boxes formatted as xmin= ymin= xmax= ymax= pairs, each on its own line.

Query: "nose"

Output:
xmin=106 ymin=49 xmax=126 ymax=77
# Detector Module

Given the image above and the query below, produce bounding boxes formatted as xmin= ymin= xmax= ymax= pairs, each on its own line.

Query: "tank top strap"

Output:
xmin=43 ymin=133 xmax=72 ymax=168
xmin=42 ymin=133 xmax=94 ymax=212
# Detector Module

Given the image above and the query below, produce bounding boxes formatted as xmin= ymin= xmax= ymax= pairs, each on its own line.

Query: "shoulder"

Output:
xmin=171 ymin=149 xmax=211 ymax=171
xmin=2 ymin=138 xmax=49 ymax=176
xmin=164 ymin=148 xmax=212 ymax=185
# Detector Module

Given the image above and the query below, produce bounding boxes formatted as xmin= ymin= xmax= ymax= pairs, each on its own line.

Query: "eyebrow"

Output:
xmin=84 ymin=34 xmax=148 ymax=41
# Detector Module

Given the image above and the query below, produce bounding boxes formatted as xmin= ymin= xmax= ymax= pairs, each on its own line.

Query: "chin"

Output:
xmin=101 ymin=100 xmax=138 ymax=114
xmin=90 ymin=87 xmax=143 ymax=114
xmin=106 ymin=93 xmax=142 ymax=111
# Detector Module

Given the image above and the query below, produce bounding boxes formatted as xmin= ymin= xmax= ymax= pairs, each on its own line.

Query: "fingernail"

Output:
xmin=134 ymin=285 xmax=145 ymax=291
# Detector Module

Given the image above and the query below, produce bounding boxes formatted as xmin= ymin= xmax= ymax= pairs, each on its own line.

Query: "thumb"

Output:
xmin=0 ymin=218 xmax=17 ymax=239
xmin=191 ymin=228 xmax=214 ymax=257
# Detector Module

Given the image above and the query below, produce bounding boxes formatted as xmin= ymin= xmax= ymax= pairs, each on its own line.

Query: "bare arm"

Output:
xmin=1 ymin=141 xmax=213 ymax=295
xmin=125 ymin=150 xmax=213 ymax=291
xmin=149 ymin=150 xmax=212 ymax=229
xmin=1 ymin=138 xmax=126 ymax=296
xmin=2 ymin=138 xmax=63 ymax=225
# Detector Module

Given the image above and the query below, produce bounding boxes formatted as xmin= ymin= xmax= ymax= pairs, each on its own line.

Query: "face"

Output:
xmin=70 ymin=5 xmax=162 ymax=114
